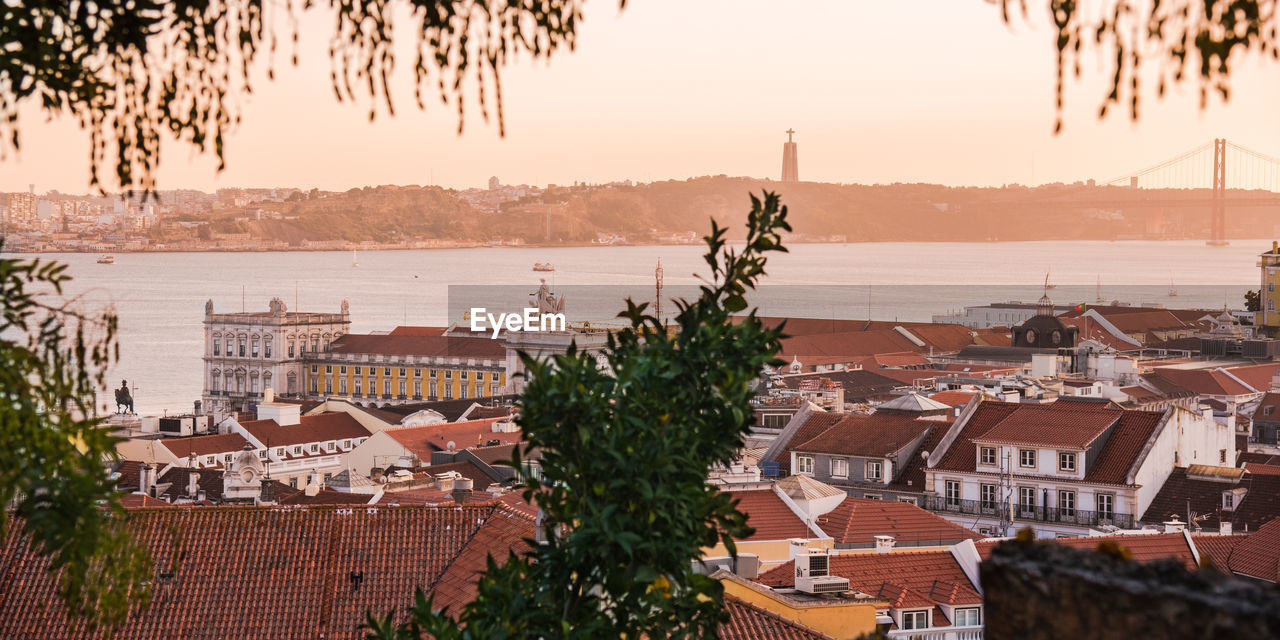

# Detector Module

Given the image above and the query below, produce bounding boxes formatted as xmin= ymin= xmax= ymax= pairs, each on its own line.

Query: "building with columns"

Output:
xmin=202 ymin=297 xmax=351 ymax=416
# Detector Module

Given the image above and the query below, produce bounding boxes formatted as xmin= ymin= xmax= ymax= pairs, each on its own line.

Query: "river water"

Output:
xmin=8 ymin=239 xmax=1267 ymax=413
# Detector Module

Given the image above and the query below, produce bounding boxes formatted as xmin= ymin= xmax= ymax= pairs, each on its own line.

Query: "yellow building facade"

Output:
xmin=1260 ymin=241 xmax=1280 ymax=334
xmin=301 ymin=329 xmax=508 ymax=405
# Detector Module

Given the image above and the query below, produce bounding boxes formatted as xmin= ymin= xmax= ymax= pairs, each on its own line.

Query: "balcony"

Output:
xmin=924 ymin=496 xmax=1133 ymax=529
xmin=885 ymin=626 xmax=982 ymax=640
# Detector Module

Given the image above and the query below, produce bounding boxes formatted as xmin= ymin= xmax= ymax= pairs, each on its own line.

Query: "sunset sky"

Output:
xmin=4 ymin=0 xmax=1280 ymax=193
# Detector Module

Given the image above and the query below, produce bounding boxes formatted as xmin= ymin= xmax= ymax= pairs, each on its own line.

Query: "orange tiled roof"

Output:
xmin=240 ymin=412 xmax=371 ymax=448
xmin=429 ymin=506 xmax=536 ymax=615
xmin=791 ymin=413 xmax=935 ymax=458
xmin=1224 ymin=518 xmax=1280 ymax=582
xmin=772 ymin=411 xmax=845 ymax=475
xmin=1192 ymin=533 xmax=1250 ymax=572
xmin=330 ymin=332 xmax=505 ymax=359
xmin=0 ymin=505 xmax=515 ymax=639
xmin=726 ymin=489 xmax=813 ymax=541
xmin=381 ymin=417 xmax=515 ymax=460
xmin=758 ymin=549 xmax=981 ymax=609
xmin=815 ymin=497 xmax=982 ymax=546
xmin=972 ymin=402 xmax=1120 ymax=449
xmin=934 ymin=401 xmax=1164 ymax=486
xmin=976 ymin=532 xmax=1199 ymax=570
xmin=158 ymin=433 xmax=252 ymax=459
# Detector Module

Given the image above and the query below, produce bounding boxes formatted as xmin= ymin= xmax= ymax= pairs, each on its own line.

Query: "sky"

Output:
xmin=4 ymin=0 xmax=1280 ymax=193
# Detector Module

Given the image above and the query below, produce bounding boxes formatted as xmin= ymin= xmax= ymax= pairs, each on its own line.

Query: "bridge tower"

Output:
xmin=1209 ymin=138 xmax=1228 ymax=246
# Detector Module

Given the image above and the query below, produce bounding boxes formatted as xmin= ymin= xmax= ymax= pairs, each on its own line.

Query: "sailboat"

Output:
xmin=1044 ymin=270 xmax=1056 ymax=290
xmin=352 ymin=249 xmax=359 ymax=268
xmin=1096 ymin=276 xmax=1105 ymax=303
xmin=1168 ymin=276 xmax=1179 ymax=297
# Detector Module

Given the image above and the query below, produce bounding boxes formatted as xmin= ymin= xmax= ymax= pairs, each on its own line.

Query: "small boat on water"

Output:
xmin=97 ymin=255 xmax=115 ymax=264
xmin=1168 ymin=276 xmax=1178 ymax=297
xmin=352 ymin=249 xmax=359 ymax=268
xmin=1044 ymin=271 xmax=1056 ymax=290
xmin=532 ymin=262 xmax=555 ymax=272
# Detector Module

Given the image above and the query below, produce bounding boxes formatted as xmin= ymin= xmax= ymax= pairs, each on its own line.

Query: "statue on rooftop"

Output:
xmin=532 ymin=279 xmax=566 ymax=315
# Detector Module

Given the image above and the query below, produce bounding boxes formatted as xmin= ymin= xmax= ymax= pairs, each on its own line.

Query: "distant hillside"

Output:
xmin=185 ymin=178 xmax=1280 ymax=245
xmin=207 ymin=185 xmax=493 ymax=244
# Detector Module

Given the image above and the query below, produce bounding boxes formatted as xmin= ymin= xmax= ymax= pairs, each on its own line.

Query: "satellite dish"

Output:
xmin=446 ymin=440 xmax=456 ymax=453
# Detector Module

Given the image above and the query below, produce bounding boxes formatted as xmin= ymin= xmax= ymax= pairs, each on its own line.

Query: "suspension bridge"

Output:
xmin=996 ymin=139 xmax=1280 ymax=245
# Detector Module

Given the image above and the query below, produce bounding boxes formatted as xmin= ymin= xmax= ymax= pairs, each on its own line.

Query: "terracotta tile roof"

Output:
xmin=726 ymin=489 xmax=813 ymax=541
xmin=375 ymin=395 xmax=519 ymax=421
xmin=1253 ymin=392 xmax=1280 ymax=421
xmin=330 ymin=332 xmax=505 ymax=359
xmin=0 ymin=504 xmax=516 ymax=639
xmin=1221 ymin=518 xmax=1280 ymax=582
xmin=1243 ymin=462 xmax=1280 ymax=476
xmin=429 ymin=507 xmax=536 ymax=615
xmin=978 ymin=532 xmax=1199 ymax=570
xmin=972 ymin=402 xmax=1121 ymax=449
xmin=934 ymin=401 xmax=1163 ymax=486
xmin=886 ymin=424 xmax=947 ymax=493
xmin=155 ymin=467 xmax=228 ymax=501
xmin=117 ymin=494 xmax=175 ymax=508
xmin=1239 ymin=451 xmax=1280 ymax=466
xmin=375 ymin=487 xmax=500 ymax=507
xmin=720 ymin=596 xmax=836 ymax=640
xmin=1154 ymin=363 xmax=1280 ymax=397
xmin=158 ymin=432 xmax=252 ymax=459
xmin=791 ymin=413 xmax=935 ymax=458
xmin=381 ymin=418 xmax=515 ymax=460
xmin=387 ymin=326 xmax=448 ymax=336
xmin=1143 ymin=467 xmax=1280 ymax=531
xmin=240 ymin=412 xmax=371 ymax=448
xmin=773 ymin=370 xmax=905 ymax=403
xmin=815 ymin=497 xmax=982 ymax=546
xmin=1192 ymin=534 xmax=1250 ymax=572
xmin=278 ymin=488 xmax=377 ymax=505
xmin=772 ymin=411 xmax=845 ymax=475
xmin=929 ymin=390 xmax=980 ymax=407
xmin=758 ymin=549 xmax=981 ymax=608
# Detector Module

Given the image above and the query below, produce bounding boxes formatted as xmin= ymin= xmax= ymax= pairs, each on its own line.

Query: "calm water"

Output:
xmin=9 ymin=239 xmax=1265 ymax=414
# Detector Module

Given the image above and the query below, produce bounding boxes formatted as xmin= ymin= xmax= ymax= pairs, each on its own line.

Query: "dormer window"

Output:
xmin=276 ymin=447 xmax=284 ymax=457
xmin=1224 ymin=491 xmax=1235 ymax=510
xmin=980 ymin=447 xmax=997 ymax=465
xmin=293 ymin=445 xmax=302 ymax=455
xmin=1019 ymin=449 xmax=1036 ymax=468
xmin=1265 ymin=405 xmax=1275 ymax=417
xmin=866 ymin=461 xmax=883 ymax=481
xmin=342 ymin=439 xmax=352 ymax=449
xmin=205 ymin=456 xmax=215 ymax=466
xmin=901 ymin=610 xmax=929 ymax=630
xmin=1058 ymin=452 xmax=1077 ymax=472
xmin=310 ymin=443 xmax=319 ymax=453
xmin=796 ymin=455 xmax=814 ymax=475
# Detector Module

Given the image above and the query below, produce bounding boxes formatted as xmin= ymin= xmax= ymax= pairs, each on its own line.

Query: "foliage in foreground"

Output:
xmin=0 ymin=247 xmax=151 ymax=632
xmin=366 ymin=192 xmax=790 ymax=639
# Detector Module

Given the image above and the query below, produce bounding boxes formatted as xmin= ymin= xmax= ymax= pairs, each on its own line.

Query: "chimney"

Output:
xmin=874 ymin=535 xmax=896 ymax=554
xmin=264 ymin=387 xmax=274 ymax=404
xmin=139 ymin=462 xmax=153 ymax=495
xmin=1163 ymin=517 xmax=1186 ymax=533
xmin=451 ymin=477 xmax=474 ymax=504
xmin=304 ymin=482 xmax=321 ymax=497
xmin=434 ymin=472 xmax=457 ymax=492
xmin=1220 ymin=521 xmax=1233 ymax=535
xmin=187 ymin=472 xmax=200 ymax=497
xmin=787 ymin=539 xmax=808 ymax=561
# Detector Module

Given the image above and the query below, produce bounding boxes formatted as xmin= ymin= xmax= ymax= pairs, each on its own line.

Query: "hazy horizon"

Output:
xmin=4 ymin=0 xmax=1280 ymax=194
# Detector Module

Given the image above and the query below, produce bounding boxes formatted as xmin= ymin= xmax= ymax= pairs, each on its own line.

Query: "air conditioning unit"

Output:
xmin=794 ymin=552 xmax=849 ymax=594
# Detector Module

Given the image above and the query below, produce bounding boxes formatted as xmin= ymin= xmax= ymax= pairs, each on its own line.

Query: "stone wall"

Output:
xmin=981 ymin=538 xmax=1280 ymax=640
